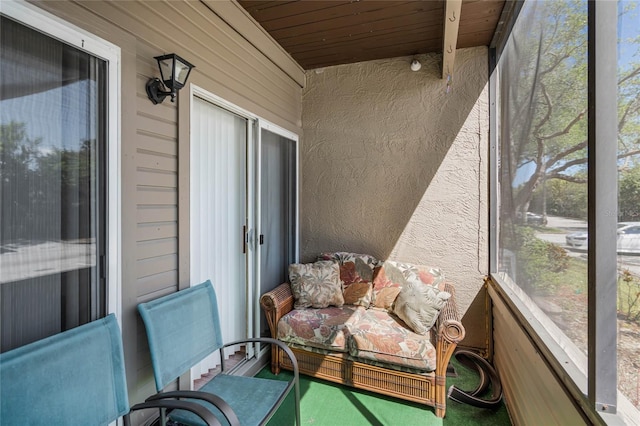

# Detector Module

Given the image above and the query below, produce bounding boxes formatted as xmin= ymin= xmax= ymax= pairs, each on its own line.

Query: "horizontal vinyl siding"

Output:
xmin=84 ymin=0 xmax=302 ymax=130
xmin=201 ymin=0 xmax=305 ymax=88
xmin=489 ymin=284 xmax=587 ymax=425
xmin=136 ymin=208 xmax=178 ymax=229
xmin=133 ymin=48 xmax=179 ymax=311
xmin=33 ymin=2 xmax=303 ymax=423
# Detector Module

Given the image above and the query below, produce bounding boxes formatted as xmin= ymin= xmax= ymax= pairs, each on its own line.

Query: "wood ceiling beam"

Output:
xmin=442 ymin=0 xmax=462 ymax=79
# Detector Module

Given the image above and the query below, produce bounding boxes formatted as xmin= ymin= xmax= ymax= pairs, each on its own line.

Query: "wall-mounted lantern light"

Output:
xmin=146 ymin=53 xmax=195 ymax=104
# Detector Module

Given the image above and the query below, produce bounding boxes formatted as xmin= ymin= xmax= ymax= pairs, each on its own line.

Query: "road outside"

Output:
xmin=536 ymin=216 xmax=640 ymax=277
xmin=0 ymin=241 xmax=96 ymax=284
xmin=536 ymin=216 xmax=640 ymax=410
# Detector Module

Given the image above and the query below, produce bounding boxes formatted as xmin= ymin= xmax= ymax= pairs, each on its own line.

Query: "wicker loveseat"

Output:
xmin=260 ymin=253 xmax=465 ymax=418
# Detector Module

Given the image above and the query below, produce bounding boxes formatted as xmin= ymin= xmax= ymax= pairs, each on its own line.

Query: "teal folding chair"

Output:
xmin=0 ymin=314 xmax=221 ymax=426
xmin=137 ymin=280 xmax=300 ymax=426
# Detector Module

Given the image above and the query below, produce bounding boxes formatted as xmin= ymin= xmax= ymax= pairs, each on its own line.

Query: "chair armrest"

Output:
xmin=259 ymin=283 xmax=294 ymax=338
xmin=221 ymin=337 xmax=301 ymax=426
xmin=128 ymin=398 xmax=223 ymax=426
xmin=222 ymin=337 xmax=300 ymax=379
xmin=145 ymin=391 xmax=240 ymax=426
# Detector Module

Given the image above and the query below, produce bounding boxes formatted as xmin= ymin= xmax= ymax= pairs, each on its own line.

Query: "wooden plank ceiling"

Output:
xmin=237 ymin=0 xmax=506 ymax=70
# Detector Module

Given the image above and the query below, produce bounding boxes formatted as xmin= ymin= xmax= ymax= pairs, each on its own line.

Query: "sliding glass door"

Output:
xmin=258 ymin=126 xmax=298 ymax=338
xmin=190 ymin=88 xmax=299 ymax=373
xmin=0 ymin=14 xmax=108 ymax=352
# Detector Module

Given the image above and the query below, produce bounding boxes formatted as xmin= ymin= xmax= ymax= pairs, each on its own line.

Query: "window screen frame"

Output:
xmin=488 ymin=0 xmax=625 ymax=421
xmin=0 ymin=1 xmax=122 ymax=324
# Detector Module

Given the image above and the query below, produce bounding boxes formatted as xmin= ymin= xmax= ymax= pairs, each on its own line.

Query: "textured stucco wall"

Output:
xmin=301 ymin=47 xmax=489 ymax=316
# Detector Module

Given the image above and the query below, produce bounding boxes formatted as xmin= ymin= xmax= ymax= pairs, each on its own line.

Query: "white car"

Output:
xmin=617 ymin=222 xmax=640 ymax=254
xmin=565 ymin=222 xmax=640 ymax=253
xmin=516 ymin=211 xmax=546 ymax=225
xmin=565 ymin=230 xmax=588 ymax=249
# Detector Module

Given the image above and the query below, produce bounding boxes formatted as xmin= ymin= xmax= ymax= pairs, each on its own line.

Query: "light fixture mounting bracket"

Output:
xmin=146 ymin=78 xmax=175 ymax=105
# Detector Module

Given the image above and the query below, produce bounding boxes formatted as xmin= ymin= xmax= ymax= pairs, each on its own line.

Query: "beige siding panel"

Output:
xmin=134 ymin=364 xmax=176 ymax=394
xmin=136 ymin=132 xmax=177 ymax=156
xmin=490 ymin=285 xmax=586 ymax=425
xmin=137 ymin=271 xmax=178 ymax=298
xmin=137 ymin=254 xmax=178 ymax=279
xmin=136 ymin=152 xmax=177 ymax=173
xmin=129 ymin=375 xmax=159 ymax=425
xmin=178 ymin=4 xmax=299 ymax=102
xmin=159 ymin=1 xmax=297 ymax=97
xmin=135 ymin=329 xmax=151 ymax=367
xmin=136 ymin=359 xmax=152 ymax=377
xmin=137 ymin=187 xmax=177 ymax=206
xmin=137 ymin=222 xmax=178 ymax=242
xmin=136 ymin=90 xmax=177 ymax=121
xmin=134 ymin=364 xmax=176 ymax=393
xmin=137 ymin=205 xmax=178 ymax=224
xmin=136 ymin=238 xmax=178 ymax=261
xmin=136 ymin=78 xmax=177 ymax=112
xmin=201 ymin=0 xmax=305 ymax=87
xmin=137 ymin=284 xmax=178 ymax=304
xmin=137 ymin=169 xmax=177 ymax=188
xmin=136 ymin=92 xmax=177 ymax=125
xmin=136 ymin=113 xmax=176 ymax=141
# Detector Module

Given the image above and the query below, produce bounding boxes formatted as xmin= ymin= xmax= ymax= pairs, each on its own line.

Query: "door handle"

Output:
xmin=243 ymin=225 xmax=247 ymax=254
xmin=259 ymin=234 xmax=264 ymax=245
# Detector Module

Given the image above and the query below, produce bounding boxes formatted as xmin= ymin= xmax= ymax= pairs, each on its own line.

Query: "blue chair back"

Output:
xmin=138 ymin=280 xmax=224 ymax=392
xmin=0 ymin=314 xmax=129 ymax=425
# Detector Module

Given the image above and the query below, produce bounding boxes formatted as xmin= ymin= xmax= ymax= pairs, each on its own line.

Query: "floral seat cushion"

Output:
xmin=277 ymin=305 xmax=363 ymax=352
xmin=346 ymin=308 xmax=437 ymax=372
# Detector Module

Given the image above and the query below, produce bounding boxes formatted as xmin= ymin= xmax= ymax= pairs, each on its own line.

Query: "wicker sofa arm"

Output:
xmin=436 ymin=282 xmax=466 ymax=344
xmin=260 ymin=283 xmax=295 ymax=339
xmin=433 ymin=282 xmax=465 ymax=376
xmin=431 ymin=282 xmax=466 ymax=415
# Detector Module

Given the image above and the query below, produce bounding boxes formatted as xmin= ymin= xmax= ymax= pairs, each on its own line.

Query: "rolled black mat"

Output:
xmin=447 ymin=350 xmax=503 ymax=409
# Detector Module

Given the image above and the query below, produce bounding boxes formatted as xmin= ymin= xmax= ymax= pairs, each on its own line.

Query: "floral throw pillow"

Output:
xmin=289 ymin=261 xmax=344 ymax=309
xmin=372 ymin=260 xmax=445 ymax=310
xmin=370 ymin=264 xmax=403 ymax=309
xmin=392 ymin=278 xmax=451 ymax=335
xmin=342 ymin=282 xmax=373 ymax=307
xmin=317 ymin=252 xmax=380 ymax=285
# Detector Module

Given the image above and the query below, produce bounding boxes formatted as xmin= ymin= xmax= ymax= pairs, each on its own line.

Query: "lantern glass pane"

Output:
xmin=175 ymin=60 xmax=191 ymax=86
xmin=158 ymin=57 xmax=174 ymax=86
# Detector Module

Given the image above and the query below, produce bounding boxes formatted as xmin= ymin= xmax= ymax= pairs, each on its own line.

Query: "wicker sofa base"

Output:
xmin=277 ymin=347 xmax=438 ymax=408
xmin=261 ymin=281 xmax=465 ymax=418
